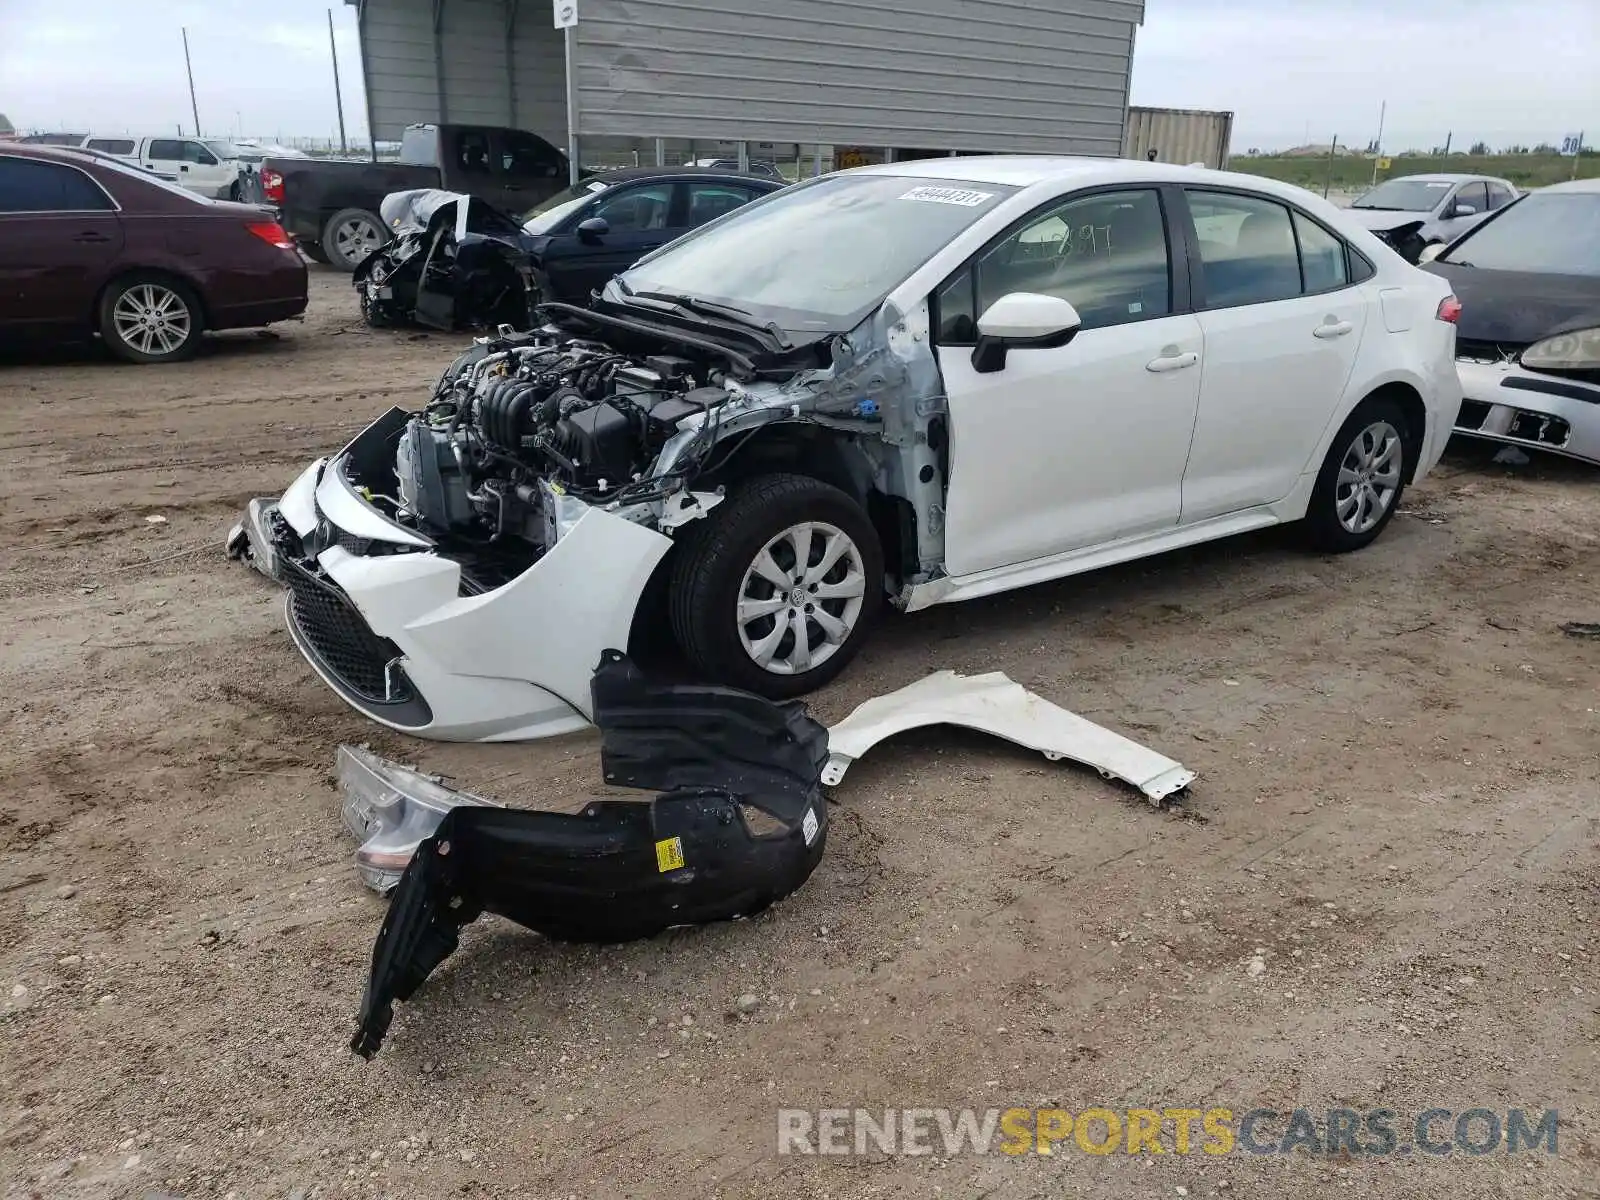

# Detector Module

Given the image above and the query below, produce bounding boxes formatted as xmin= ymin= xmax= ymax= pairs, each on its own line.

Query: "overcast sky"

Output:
xmin=1 ymin=0 xmax=1595 ymax=151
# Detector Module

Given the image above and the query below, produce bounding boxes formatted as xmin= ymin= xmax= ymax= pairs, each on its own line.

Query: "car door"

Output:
xmin=144 ymin=138 xmax=226 ymax=196
xmin=0 ymin=154 xmax=122 ymax=328
xmin=542 ymin=181 xmax=680 ymax=304
xmin=936 ymin=186 xmax=1205 ymax=576
xmin=1177 ymin=190 xmax=1369 ymax=523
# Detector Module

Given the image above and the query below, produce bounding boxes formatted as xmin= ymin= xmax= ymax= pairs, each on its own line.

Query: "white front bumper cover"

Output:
xmin=231 ymin=419 xmax=672 ymax=743
xmin=1453 ymin=359 xmax=1600 ymax=465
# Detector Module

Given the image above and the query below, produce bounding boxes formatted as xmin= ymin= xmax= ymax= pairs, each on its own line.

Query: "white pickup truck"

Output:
xmin=76 ymin=134 xmax=246 ymax=200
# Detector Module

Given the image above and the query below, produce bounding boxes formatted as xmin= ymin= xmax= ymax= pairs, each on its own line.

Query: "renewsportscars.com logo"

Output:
xmin=777 ymin=1107 xmax=1560 ymax=1158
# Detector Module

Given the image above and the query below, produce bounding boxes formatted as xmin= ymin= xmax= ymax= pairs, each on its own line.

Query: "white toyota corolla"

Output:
xmin=229 ymin=157 xmax=1463 ymax=742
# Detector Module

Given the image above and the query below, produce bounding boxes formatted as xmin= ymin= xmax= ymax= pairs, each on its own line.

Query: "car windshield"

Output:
xmin=616 ymin=173 xmax=1019 ymax=332
xmin=1439 ymin=191 xmax=1600 ymax=276
xmin=1352 ymin=179 xmax=1456 ymax=211
xmin=521 ymin=178 xmax=610 ymax=231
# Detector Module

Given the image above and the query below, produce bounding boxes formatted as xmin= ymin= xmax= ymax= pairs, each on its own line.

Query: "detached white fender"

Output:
xmin=823 ymin=670 xmax=1196 ymax=803
xmin=315 ymin=507 xmax=672 ymax=742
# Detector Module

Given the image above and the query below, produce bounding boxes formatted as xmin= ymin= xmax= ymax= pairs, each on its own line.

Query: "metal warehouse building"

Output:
xmin=346 ymin=0 xmax=1230 ymax=168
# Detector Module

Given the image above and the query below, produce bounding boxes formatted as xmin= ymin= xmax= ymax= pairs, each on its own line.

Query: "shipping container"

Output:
xmin=1123 ymin=106 xmax=1234 ymax=169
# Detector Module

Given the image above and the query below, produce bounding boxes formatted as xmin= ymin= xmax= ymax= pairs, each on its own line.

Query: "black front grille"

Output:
xmin=1457 ymin=399 xmax=1491 ymax=430
xmin=1508 ymin=410 xmax=1571 ymax=447
xmin=281 ymin=557 xmax=413 ymax=704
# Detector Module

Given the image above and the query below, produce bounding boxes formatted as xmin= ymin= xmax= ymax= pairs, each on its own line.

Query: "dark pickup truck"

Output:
xmin=262 ymin=123 xmax=569 ymax=270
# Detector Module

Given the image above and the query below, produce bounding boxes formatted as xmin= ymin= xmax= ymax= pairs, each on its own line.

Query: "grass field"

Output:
xmin=1228 ymin=152 xmax=1598 ymax=193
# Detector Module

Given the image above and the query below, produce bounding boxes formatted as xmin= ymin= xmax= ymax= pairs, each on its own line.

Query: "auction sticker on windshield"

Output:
xmin=899 ymin=186 xmax=995 ymax=207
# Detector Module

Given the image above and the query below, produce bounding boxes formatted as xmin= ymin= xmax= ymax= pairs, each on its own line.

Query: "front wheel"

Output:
xmin=1300 ymin=397 xmax=1412 ymax=552
xmin=668 ymin=474 xmax=883 ymax=698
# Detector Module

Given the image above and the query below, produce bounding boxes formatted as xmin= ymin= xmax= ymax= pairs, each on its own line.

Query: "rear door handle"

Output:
xmin=73 ymin=232 xmax=110 ymax=243
xmin=1314 ymin=319 xmax=1354 ymax=339
xmin=1146 ymin=351 xmax=1199 ymax=373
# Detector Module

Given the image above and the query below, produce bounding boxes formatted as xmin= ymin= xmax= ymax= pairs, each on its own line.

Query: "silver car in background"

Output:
xmin=1345 ymin=173 xmax=1519 ymax=261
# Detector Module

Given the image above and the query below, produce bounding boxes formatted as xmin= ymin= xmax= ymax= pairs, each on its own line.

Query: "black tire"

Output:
xmin=358 ymin=289 xmax=392 ymax=329
xmin=300 ymin=241 xmax=330 ymax=265
xmin=1301 ymin=395 xmax=1412 ymax=553
xmin=321 ymin=207 xmax=387 ymax=272
xmin=98 ymin=274 xmax=204 ymax=364
xmin=668 ymin=473 xmax=883 ymax=698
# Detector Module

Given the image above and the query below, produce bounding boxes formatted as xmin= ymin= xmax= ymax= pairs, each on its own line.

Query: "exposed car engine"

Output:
xmin=372 ymin=331 xmax=738 ymax=556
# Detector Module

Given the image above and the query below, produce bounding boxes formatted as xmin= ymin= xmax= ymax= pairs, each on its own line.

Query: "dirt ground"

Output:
xmin=2 ymin=270 xmax=1597 ymax=1200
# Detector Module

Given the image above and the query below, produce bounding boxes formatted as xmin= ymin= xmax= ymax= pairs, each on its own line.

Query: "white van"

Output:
xmin=77 ymin=134 xmax=245 ymax=199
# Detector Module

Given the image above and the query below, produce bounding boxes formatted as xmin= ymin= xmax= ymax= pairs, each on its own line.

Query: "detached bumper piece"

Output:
xmin=351 ymin=651 xmax=830 ymax=1059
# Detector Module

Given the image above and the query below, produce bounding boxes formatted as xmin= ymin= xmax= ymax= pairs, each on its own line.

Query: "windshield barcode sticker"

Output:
xmin=899 ymin=186 xmax=995 ymax=207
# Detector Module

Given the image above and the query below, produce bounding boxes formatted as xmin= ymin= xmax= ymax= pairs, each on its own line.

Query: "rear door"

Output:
xmin=0 ymin=154 xmax=123 ymax=327
xmin=1177 ymin=189 xmax=1369 ymax=522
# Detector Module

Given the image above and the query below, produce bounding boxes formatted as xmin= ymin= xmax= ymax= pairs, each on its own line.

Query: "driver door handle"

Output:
xmin=1314 ymin=319 xmax=1354 ymax=339
xmin=1146 ymin=350 xmax=1199 ymax=373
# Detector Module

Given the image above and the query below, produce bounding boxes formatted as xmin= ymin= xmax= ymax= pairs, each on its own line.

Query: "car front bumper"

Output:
xmin=227 ymin=415 xmax=673 ymax=742
xmin=1453 ymin=359 xmax=1600 ymax=465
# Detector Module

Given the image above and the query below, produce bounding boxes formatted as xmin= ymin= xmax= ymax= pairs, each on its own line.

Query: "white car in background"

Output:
xmin=229 ymin=157 xmax=1463 ymax=741
xmin=77 ymin=134 xmax=245 ymax=199
xmin=1345 ymin=173 xmax=1519 ymax=261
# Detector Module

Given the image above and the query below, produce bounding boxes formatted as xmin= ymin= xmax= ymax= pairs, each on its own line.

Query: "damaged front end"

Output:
xmin=226 ymin=279 xmax=949 ymax=738
xmin=355 ymin=189 xmax=537 ymax=331
xmin=351 ymin=651 xmax=830 ymax=1058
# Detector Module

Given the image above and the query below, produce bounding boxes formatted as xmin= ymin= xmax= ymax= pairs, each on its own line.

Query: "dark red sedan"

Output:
xmin=0 ymin=143 xmax=307 ymax=363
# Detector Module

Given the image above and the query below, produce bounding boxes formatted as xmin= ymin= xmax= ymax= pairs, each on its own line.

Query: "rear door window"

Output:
xmin=0 ymin=157 xmax=115 ymax=212
xmin=146 ymin=139 xmax=183 ymax=161
xmin=499 ymin=131 xmax=563 ymax=181
xmin=1186 ymin=190 xmax=1303 ymax=308
xmin=86 ymin=138 xmax=136 ymax=156
xmin=1486 ymin=182 xmax=1515 ymax=210
xmin=1292 ymin=211 xmax=1350 ymax=293
xmin=684 ymin=181 xmax=759 ymax=228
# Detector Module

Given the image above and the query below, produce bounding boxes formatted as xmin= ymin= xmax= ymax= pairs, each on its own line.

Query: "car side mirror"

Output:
xmin=1418 ymin=242 xmax=1447 ymax=264
xmin=1450 ymin=203 xmax=1477 ymax=217
xmin=577 ymin=216 xmax=609 ymax=243
xmin=970 ymin=293 xmax=1083 ymax=374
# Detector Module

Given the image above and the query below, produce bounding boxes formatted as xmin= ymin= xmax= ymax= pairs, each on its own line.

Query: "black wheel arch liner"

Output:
xmin=351 ymin=650 xmax=830 ymax=1058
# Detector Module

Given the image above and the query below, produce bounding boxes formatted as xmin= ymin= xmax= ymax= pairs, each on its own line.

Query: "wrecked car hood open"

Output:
xmin=351 ymin=651 xmax=830 ymax=1058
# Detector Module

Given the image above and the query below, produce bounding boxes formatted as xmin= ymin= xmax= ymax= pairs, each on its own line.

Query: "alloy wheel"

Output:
xmin=1335 ymin=420 xmax=1403 ymax=534
xmin=736 ymin=521 xmax=867 ymax=675
xmin=336 ymin=216 xmax=382 ymax=263
xmin=111 ymin=284 xmax=192 ymax=359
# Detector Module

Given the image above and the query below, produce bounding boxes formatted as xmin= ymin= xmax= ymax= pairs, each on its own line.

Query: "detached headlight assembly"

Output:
xmin=1521 ymin=327 xmax=1600 ymax=372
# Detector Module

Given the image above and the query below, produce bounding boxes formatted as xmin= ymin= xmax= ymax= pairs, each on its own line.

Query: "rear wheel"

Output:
xmin=1301 ymin=396 xmax=1412 ymax=552
xmin=98 ymin=275 xmax=203 ymax=364
xmin=322 ymin=207 xmax=386 ymax=271
xmin=668 ymin=474 xmax=883 ymax=698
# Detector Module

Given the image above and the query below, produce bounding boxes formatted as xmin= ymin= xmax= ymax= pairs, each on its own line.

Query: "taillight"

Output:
xmin=261 ymin=168 xmax=284 ymax=203
xmin=1436 ymin=295 xmax=1462 ymax=324
xmin=246 ymin=221 xmax=296 ymax=251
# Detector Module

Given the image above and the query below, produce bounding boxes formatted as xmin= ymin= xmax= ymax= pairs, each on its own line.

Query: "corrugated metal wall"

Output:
xmin=353 ymin=0 xmax=1145 ymax=156
xmin=354 ymin=0 xmax=566 ymax=143
xmin=1122 ymin=106 xmax=1234 ymax=168
xmin=574 ymin=0 xmax=1143 ymax=154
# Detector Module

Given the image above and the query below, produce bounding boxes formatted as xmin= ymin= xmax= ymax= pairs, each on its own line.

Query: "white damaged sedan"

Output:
xmin=229 ymin=157 xmax=1464 ymax=742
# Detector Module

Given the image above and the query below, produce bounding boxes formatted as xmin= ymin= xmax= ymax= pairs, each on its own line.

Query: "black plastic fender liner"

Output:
xmin=351 ymin=651 xmax=831 ymax=1059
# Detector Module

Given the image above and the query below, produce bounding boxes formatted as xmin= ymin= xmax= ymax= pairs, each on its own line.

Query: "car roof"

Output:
xmin=841 ymin=154 xmax=1366 ymax=206
xmin=0 ymin=142 xmax=92 ymax=163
